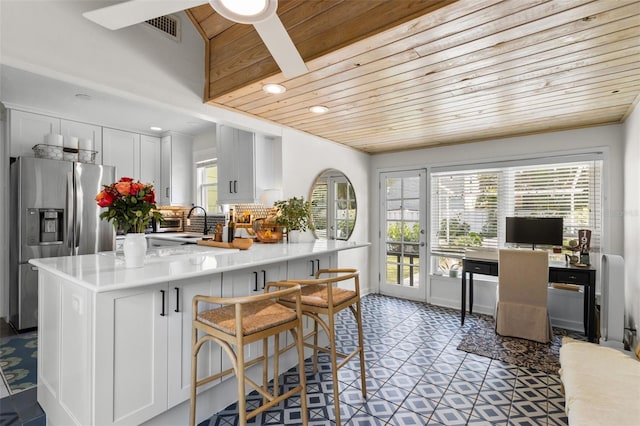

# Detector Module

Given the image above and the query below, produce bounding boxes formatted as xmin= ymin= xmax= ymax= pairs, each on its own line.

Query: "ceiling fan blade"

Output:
xmin=83 ymin=0 xmax=207 ymax=30
xmin=253 ymin=15 xmax=308 ymax=78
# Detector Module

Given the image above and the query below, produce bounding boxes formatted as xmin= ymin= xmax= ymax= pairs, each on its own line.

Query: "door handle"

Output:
xmin=174 ymin=287 xmax=180 ymax=313
xmin=309 ymin=259 xmax=315 ymax=276
xmin=165 ymin=187 xmax=170 ymax=198
xmin=229 ymin=181 xmax=233 ymax=194
xmin=261 ymin=270 xmax=266 ymax=289
xmin=234 ymin=180 xmax=238 ymax=193
xmin=160 ymin=290 xmax=166 ymax=316
xmin=253 ymin=271 xmax=258 ymax=291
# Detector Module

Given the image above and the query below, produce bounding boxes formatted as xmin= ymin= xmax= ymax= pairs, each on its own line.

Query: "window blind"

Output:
xmin=430 ymin=159 xmax=602 ymax=255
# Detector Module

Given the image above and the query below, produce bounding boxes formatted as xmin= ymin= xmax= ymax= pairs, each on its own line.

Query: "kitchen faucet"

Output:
xmin=187 ymin=205 xmax=209 ymax=235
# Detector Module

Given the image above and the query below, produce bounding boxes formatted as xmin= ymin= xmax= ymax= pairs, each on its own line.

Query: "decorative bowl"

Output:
xmin=256 ymin=229 xmax=282 ymax=243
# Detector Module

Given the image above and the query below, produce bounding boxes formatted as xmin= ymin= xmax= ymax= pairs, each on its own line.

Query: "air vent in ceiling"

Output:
xmin=144 ymin=15 xmax=181 ymax=42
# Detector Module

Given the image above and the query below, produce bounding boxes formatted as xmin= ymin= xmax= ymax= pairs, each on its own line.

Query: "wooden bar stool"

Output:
xmin=276 ymin=268 xmax=366 ymax=425
xmin=189 ymin=283 xmax=308 ymax=426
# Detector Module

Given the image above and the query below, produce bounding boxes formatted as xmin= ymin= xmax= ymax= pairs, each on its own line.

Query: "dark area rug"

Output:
xmin=457 ymin=316 xmax=585 ymax=374
xmin=0 ymin=332 xmax=37 ymax=395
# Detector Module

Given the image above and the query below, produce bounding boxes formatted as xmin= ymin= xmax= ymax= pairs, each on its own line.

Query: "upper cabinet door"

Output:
xmin=102 ymin=128 xmax=140 ymax=180
xmin=217 ymin=125 xmax=256 ymax=204
xmin=9 ymin=110 xmax=61 ymax=158
xmin=159 ymin=134 xmax=193 ymax=206
xmin=60 ymin=119 xmax=103 ymax=165
xmin=140 ymin=135 xmax=161 ymax=188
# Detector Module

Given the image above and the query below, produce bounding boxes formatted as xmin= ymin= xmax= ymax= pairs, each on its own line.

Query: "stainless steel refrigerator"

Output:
xmin=9 ymin=157 xmax=116 ymax=330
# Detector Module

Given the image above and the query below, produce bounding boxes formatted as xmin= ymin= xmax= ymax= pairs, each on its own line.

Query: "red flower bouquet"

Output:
xmin=96 ymin=177 xmax=161 ymax=234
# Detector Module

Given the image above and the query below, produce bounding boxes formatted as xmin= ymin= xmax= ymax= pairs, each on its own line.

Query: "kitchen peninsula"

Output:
xmin=30 ymin=240 xmax=369 ymax=426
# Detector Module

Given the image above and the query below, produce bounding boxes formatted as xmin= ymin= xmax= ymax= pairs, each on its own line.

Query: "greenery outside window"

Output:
xmin=196 ymin=159 xmax=218 ymax=213
xmin=430 ymin=158 xmax=603 ymax=275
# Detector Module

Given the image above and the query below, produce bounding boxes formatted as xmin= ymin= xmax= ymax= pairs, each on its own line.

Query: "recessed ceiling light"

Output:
xmin=75 ymin=93 xmax=92 ymax=101
xmin=150 ymin=126 xmax=163 ymax=131
xmin=309 ymin=105 xmax=329 ymax=114
xmin=263 ymin=83 xmax=286 ymax=94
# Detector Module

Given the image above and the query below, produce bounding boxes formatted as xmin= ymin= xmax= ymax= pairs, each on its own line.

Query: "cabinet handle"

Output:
xmin=569 ymin=275 xmax=576 ymax=280
xmin=229 ymin=181 xmax=233 ymax=194
xmin=160 ymin=290 xmax=166 ymax=316
xmin=310 ymin=260 xmax=315 ymax=276
xmin=165 ymin=187 xmax=170 ymax=198
xmin=234 ymin=180 xmax=238 ymax=193
xmin=253 ymin=271 xmax=258 ymax=292
xmin=174 ymin=287 xmax=180 ymax=313
xmin=315 ymin=259 xmax=320 ymax=271
xmin=261 ymin=270 xmax=266 ymax=289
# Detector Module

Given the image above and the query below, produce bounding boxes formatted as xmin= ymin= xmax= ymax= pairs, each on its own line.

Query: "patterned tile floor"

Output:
xmin=199 ymin=294 xmax=569 ymax=425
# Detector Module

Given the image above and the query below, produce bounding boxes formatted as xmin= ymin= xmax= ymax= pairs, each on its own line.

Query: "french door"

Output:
xmin=379 ymin=170 xmax=428 ymax=300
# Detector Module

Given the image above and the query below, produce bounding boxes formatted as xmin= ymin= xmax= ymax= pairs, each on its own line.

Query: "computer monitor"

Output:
xmin=505 ymin=217 xmax=563 ymax=249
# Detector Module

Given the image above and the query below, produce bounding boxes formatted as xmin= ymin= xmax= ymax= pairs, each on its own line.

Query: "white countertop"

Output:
xmin=30 ymin=240 xmax=369 ymax=293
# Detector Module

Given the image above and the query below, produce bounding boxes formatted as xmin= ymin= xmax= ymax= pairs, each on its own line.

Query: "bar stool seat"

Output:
xmin=277 ymin=268 xmax=366 ymax=425
xmin=198 ymin=299 xmax=296 ymax=335
xmin=189 ymin=283 xmax=308 ymax=426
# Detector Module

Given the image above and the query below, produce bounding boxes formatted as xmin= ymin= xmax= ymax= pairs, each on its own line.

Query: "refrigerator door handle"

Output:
xmin=74 ymin=169 xmax=82 ymax=251
xmin=66 ymin=172 xmax=75 ymax=253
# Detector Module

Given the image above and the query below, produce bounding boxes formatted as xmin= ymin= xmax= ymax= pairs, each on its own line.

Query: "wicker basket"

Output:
xmin=32 ymin=144 xmax=97 ymax=164
xmin=256 ymin=228 xmax=283 ymax=243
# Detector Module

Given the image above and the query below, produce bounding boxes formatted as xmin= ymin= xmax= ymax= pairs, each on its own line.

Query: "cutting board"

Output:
xmin=196 ymin=240 xmax=234 ymax=249
xmin=196 ymin=238 xmax=253 ymax=250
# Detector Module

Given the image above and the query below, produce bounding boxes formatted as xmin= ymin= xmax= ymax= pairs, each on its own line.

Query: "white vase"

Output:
xmin=123 ymin=233 xmax=147 ymax=268
xmin=288 ymin=229 xmax=316 ymax=243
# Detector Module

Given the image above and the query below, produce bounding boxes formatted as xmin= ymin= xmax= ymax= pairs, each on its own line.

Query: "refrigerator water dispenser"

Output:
xmin=26 ymin=208 xmax=64 ymax=245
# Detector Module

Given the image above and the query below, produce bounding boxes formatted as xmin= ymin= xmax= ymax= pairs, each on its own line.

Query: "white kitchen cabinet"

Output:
xmin=60 ymin=119 xmax=103 ymax=165
xmin=167 ymin=274 xmax=223 ymax=407
xmin=95 ymin=275 xmax=224 ymax=422
xmin=160 ymin=133 xmax=193 ymax=206
xmin=8 ymin=109 xmax=60 ymax=157
xmin=94 ymin=283 xmax=168 ymax=426
xmin=287 ymin=253 xmax=336 ymax=279
xmin=221 ymin=263 xmax=287 ymax=368
xmin=217 ymin=125 xmax=278 ymax=204
xmin=8 ymin=110 xmax=103 ymax=163
xmin=102 ymin=128 xmax=140 ymax=180
xmin=286 ymin=253 xmax=336 ymax=340
xmin=140 ymin=134 xmax=161 ymax=188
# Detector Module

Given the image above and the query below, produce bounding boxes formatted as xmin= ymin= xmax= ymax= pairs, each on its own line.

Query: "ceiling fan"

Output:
xmin=83 ymin=0 xmax=308 ymax=78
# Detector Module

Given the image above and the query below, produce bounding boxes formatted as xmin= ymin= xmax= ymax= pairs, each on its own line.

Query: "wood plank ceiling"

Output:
xmin=186 ymin=0 xmax=640 ymax=153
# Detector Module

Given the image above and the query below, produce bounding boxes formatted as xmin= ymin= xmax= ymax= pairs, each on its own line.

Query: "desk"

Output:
xmin=461 ymin=257 xmax=597 ymax=342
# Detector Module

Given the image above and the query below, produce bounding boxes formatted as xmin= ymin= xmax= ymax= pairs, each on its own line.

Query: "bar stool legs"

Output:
xmin=189 ymin=284 xmax=308 ymax=426
xmin=277 ymin=268 xmax=366 ymax=425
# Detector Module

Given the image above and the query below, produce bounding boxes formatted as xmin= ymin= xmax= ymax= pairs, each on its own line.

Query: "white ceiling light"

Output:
xmin=150 ymin=126 xmax=163 ymax=131
xmin=263 ymin=83 xmax=286 ymax=94
xmin=209 ymin=0 xmax=278 ymax=24
xmin=309 ymin=105 xmax=329 ymax=114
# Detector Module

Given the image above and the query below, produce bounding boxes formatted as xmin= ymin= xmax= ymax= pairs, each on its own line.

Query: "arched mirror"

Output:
xmin=309 ymin=169 xmax=357 ymax=240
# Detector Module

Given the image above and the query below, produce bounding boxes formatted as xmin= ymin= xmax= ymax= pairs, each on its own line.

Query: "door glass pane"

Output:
xmin=384 ymin=174 xmax=422 ymax=288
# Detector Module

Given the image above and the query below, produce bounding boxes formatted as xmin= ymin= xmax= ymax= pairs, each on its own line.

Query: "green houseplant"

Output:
xmin=274 ymin=196 xmax=315 ymax=242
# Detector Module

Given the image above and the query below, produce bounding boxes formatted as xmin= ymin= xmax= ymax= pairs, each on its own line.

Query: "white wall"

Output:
xmin=369 ymin=125 xmax=625 ymax=318
xmin=623 ymin=104 xmax=640 ymax=350
xmin=281 ymin=127 xmax=372 ymax=291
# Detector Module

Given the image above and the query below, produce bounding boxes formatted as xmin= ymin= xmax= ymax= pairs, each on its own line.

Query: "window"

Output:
xmin=430 ymin=158 xmax=603 ymax=274
xmin=196 ymin=160 xmax=218 ymax=213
